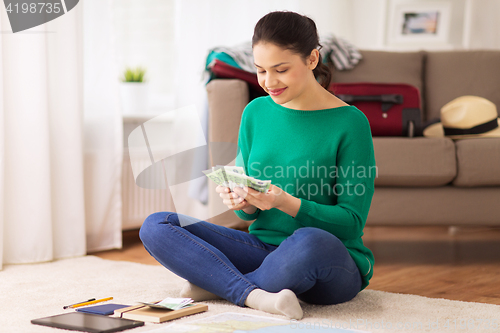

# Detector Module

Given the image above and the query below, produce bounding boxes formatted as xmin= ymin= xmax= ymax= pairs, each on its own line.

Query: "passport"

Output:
xmin=76 ymin=303 xmax=130 ymax=316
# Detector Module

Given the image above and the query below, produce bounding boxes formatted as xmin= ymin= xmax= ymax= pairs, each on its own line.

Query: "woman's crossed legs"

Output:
xmin=139 ymin=212 xmax=361 ymax=318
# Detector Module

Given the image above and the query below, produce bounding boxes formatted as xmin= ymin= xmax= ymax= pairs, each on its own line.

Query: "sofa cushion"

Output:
xmin=452 ymin=138 xmax=500 ymax=187
xmin=332 ymin=50 xmax=425 ymax=99
xmin=373 ymin=137 xmax=456 ymax=186
xmin=425 ymin=50 xmax=500 ymax=121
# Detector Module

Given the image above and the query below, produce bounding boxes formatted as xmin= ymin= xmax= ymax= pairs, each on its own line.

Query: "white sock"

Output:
xmin=244 ymin=288 xmax=303 ymax=320
xmin=179 ymin=281 xmax=222 ymax=301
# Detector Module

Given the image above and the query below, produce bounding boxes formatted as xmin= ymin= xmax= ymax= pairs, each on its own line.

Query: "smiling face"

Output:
xmin=253 ymin=42 xmax=318 ymax=108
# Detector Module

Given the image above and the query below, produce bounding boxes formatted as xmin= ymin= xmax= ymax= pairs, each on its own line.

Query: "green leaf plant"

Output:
xmin=122 ymin=67 xmax=147 ymax=82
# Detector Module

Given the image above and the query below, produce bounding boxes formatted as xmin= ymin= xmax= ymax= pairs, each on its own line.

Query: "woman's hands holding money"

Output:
xmin=216 ymin=185 xmax=254 ymax=211
xmin=217 ymin=184 xmax=286 ymax=212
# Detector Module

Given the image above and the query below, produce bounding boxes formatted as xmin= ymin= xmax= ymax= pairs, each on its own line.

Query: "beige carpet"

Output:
xmin=1 ymin=256 xmax=498 ymax=333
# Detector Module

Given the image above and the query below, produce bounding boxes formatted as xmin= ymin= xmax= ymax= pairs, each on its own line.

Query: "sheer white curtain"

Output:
xmin=0 ymin=0 xmax=122 ymax=269
xmin=82 ymin=0 xmax=123 ymax=252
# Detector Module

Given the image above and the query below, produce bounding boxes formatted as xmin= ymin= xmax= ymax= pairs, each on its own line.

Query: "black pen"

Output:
xmin=63 ymin=298 xmax=96 ymax=309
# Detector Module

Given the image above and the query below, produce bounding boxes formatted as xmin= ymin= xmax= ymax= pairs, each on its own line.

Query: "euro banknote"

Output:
xmin=202 ymin=165 xmax=271 ymax=193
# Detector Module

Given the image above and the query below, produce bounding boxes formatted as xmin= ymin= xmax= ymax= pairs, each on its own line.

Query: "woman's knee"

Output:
xmin=286 ymin=227 xmax=349 ymax=265
xmin=139 ymin=211 xmax=177 ymax=245
xmin=291 ymin=227 xmax=344 ymax=250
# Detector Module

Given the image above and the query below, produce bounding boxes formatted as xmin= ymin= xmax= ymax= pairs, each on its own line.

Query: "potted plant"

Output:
xmin=119 ymin=66 xmax=149 ymax=115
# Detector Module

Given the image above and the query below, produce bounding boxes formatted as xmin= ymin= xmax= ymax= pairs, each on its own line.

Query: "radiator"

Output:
xmin=121 ymin=151 xmax=175 ymax=230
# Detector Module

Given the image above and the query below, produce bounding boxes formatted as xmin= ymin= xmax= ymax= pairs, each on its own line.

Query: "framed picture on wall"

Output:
xmin=387 ymin=1 xmax=452 ymax=48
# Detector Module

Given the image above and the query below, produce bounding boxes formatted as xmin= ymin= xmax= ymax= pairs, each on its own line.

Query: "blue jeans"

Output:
xmin=139 ymin=212 xmax=362 ymax=307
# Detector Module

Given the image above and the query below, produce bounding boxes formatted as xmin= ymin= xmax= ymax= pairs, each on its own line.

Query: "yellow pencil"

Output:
xmin=70 ymin=297 xmax=113 ymax=309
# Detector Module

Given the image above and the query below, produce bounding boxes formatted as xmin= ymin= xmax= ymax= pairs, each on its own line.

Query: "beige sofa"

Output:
xmin=205 ymin=50 xmax=500 ymax=229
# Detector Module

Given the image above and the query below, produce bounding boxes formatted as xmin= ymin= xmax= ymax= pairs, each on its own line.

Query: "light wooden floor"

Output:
xmin=92 ymin=225 xmax=500 ymax=305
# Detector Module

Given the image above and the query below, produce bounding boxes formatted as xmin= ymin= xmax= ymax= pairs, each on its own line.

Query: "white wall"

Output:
xmin=351 ymin=0 xmax=389 ymax=50
xmin=466 ymin=0 xmax=500 ymax=49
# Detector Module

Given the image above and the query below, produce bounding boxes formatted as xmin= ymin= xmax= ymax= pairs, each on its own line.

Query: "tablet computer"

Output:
xmin=31 ymin=312 xmax=144 ymax=333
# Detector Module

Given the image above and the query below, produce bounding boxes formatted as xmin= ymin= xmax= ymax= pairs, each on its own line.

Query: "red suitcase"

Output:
xmin=329 ymin=82 xmax=422 ymax=137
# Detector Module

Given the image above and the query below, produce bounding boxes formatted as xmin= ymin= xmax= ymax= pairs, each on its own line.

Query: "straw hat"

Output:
xmin=423 ymin=96 xmax=500 ymax=139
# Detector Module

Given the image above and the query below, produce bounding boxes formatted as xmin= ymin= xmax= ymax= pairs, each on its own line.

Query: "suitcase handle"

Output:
xmin=336 ymin=94 xmax=404 ymax=112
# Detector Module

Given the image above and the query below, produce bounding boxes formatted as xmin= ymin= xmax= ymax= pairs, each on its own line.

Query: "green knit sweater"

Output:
xmin=234 ymin=96 xmax=376 ymax=291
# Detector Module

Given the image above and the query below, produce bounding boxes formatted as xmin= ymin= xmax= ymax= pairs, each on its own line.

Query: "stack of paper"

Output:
xmin=202 ymin=165 xmax=271 ymax=193
xmin=140 ymin=297 xmax=194 ymax=311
